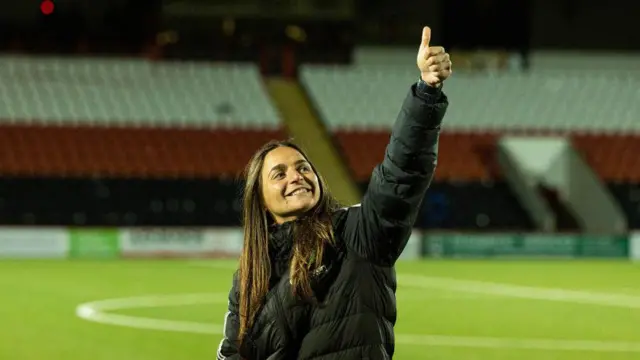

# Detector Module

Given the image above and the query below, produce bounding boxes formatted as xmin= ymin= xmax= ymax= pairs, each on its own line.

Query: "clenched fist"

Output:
xmin=417 ymin=26 xmax=452 ymax=87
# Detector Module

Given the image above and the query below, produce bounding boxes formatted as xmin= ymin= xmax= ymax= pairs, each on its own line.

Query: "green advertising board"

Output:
xmin=423 ymin=233 xmax=628 ymax=259
xmin=68 ymin=228 xmax=120 ymax=259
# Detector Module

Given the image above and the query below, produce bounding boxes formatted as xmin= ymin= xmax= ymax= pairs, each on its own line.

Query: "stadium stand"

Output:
xmin=0 ymin=57 xmax=285 ymax=226
xmin=1 ymin=53 xmax=639 ymax=229
xmin=300 ymin=62 xmax=640 ymax=230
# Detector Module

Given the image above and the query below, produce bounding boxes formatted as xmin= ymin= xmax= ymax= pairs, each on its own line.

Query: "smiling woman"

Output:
xmin=236 ymin=139 xmax=341 ymax=354
xmin=217 ymin=25 xmax=451 ymax=360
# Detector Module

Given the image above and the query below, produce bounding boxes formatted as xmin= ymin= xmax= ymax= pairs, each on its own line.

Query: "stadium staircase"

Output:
xmin=263 ymin=77 xmax=361 ymax=207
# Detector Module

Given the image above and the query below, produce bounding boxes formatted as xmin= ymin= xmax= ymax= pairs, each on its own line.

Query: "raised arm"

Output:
xmin=342 ymin=26 xmax=451 ymax=265
xmin=216 ymin=271 xmax=241 ymax=360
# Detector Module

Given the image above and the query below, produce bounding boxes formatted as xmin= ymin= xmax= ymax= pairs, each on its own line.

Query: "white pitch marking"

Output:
xmin=190 ymin=261 xmax=640 ymax=308
xmin=76 ymin=293 xmax=228 ymax=334
xmin=78 ymin=292 xmax=227 ymax=311
xmin=399 ymin=334 xmax=640 ymax=353
xmin=75 ymin=293 xmax=640 ymax=353
xmin=76 ymin=306 xmax=215 ymax=334
xmin=398 ymin=274 xmax=640 ymax=309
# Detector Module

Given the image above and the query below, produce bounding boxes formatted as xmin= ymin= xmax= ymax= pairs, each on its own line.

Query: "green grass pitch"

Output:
xmin=1 ymin=259 xmax=639 ymax=359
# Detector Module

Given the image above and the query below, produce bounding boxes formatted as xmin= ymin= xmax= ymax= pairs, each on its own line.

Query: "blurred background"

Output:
xmin=1 ymin=0 xmax=640 ymax=359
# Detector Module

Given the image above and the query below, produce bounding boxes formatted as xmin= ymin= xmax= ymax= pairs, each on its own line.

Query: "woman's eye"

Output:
xmin=299 ymin=165 xmax=310 ymax=172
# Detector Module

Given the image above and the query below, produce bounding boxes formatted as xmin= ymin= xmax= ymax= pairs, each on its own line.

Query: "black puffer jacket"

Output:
xmin=217 ymin=80 xmax=448 ymax=359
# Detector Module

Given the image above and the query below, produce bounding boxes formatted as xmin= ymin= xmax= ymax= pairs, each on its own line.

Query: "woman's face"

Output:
xmin=260 ymin=146 xmax=321 ymax=224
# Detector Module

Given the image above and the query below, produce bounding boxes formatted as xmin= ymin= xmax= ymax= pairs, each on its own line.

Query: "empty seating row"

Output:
xmin=337 ymin=130 xmax=640 ymax=183
xmin=335 ymin=130 xmax=499 ymax=182
xmin=0 ymin=56 xmax=280 ymax=128
xmin=300 ymin=64 xmax=640 ymax=132
xmin=2 ymin=123 xmax=637 ymax=182
xmin=0 ymin=124 xmax=286 ymax=177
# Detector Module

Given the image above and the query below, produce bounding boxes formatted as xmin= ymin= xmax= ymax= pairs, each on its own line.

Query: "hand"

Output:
xmin=416 ymin=26 xmax=452 ymax=87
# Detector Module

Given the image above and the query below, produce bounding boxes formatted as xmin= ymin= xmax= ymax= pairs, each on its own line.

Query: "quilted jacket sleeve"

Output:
xmin=342 ymin=80 xmax=448 ymax=265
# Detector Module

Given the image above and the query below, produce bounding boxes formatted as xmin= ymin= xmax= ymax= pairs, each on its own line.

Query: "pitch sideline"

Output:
xmin=75 ymin=293 xmax=640 ymax=353
xmin=398 ymin=274 xmax=640 ymax=309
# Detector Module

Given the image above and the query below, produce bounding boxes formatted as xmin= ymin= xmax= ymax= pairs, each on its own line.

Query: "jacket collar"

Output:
xmin=268 ymin=220 xmax=295 ymax=261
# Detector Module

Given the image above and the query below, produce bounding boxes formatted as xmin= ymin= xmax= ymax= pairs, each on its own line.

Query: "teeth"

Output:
xmin=290 ymin=188 xmax=307 ymax=196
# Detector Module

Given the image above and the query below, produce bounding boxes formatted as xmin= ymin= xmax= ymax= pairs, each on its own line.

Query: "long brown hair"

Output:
xmin=237 ymin=139 xmax=340 ymax=344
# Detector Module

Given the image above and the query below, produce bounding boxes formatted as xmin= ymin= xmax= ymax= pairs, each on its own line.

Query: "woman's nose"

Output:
xmin=289 ymin=170 xmax=304 ymax=182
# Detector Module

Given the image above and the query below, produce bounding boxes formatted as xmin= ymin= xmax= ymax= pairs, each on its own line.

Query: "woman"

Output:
xmin=217 ymin=26 xmax=451 ymax=359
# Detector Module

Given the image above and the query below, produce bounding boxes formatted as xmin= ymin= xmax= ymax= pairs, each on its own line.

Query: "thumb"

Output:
xmin=421 ymin=26 xmax=431 ymax=48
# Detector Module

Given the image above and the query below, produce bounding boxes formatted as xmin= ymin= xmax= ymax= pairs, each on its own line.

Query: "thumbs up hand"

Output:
xmin=417 ymin=26 xmax=452 ymax=87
